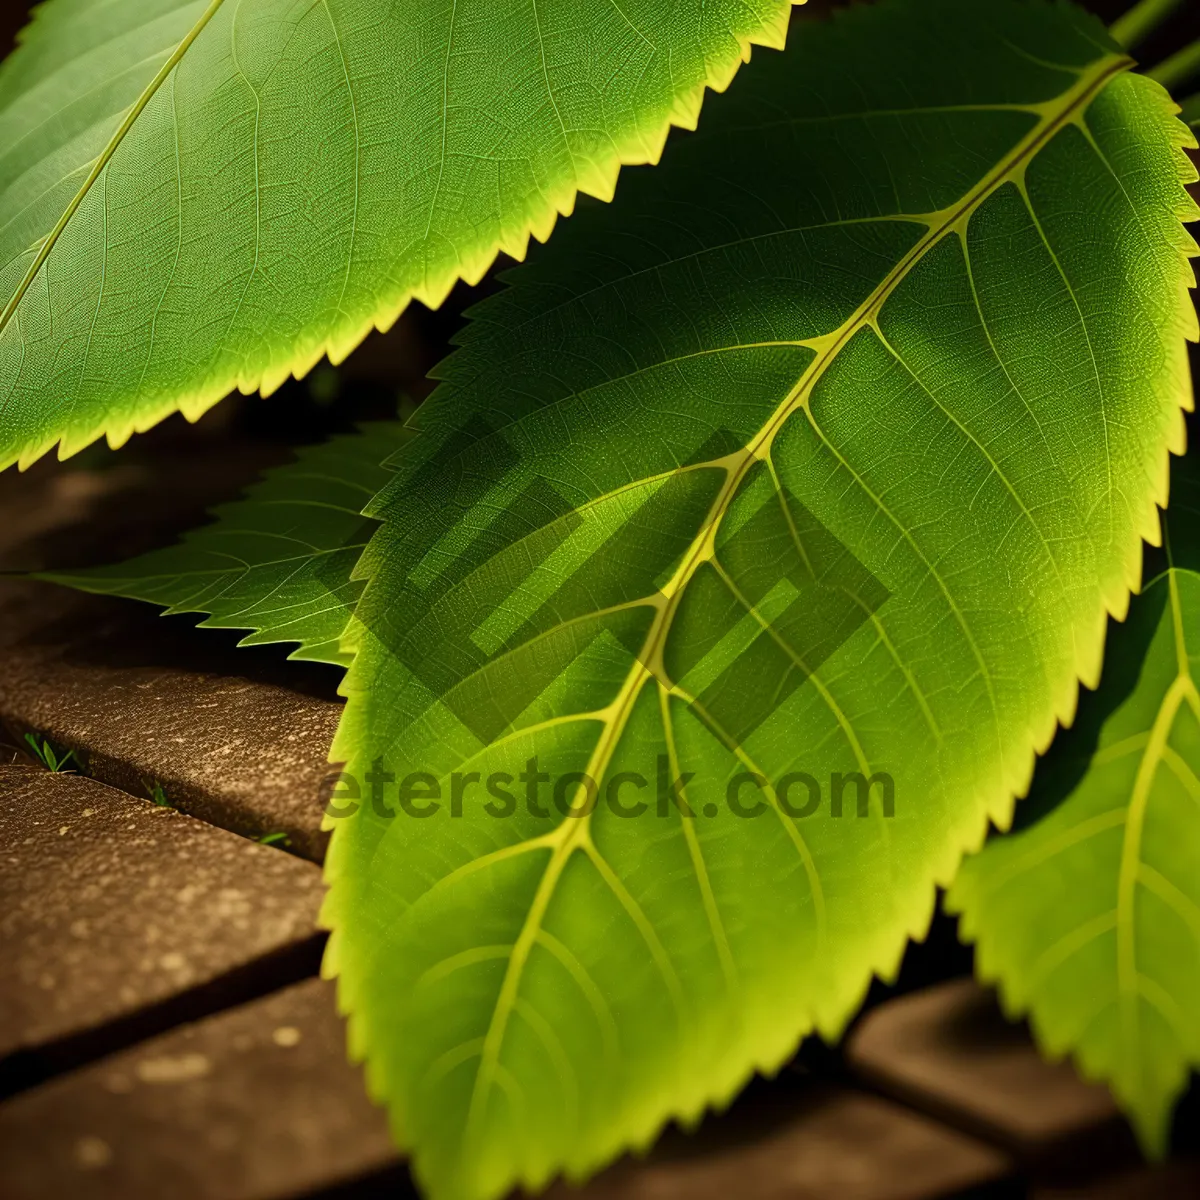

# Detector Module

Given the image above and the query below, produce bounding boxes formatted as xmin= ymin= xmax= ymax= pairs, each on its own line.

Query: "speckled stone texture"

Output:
xmin=0 ymin=978 xmax=396 ymax=1200
xmin=0 ymin=580 xmax=341 ymax=858
xmin=0 ymin=767 xmax=323 ymax=1071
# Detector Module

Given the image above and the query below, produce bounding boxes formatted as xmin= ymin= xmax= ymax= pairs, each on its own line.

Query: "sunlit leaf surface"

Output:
xmin=952 ymin=444 xmax=1200 ymax=1156
xmin=0 ymin=0 xmax=795 ymax=470
xmin=322 ymin=3 xmax=1197 ymax=1198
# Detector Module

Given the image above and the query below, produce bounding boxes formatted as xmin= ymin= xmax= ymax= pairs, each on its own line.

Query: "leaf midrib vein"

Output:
xmin=454 ymin=50 xmax=1131 ymax=1155
xmin=0 ymin=0 xmax=228 ymax=338
xmin=0 ymin=48 xmax=173 ymax=208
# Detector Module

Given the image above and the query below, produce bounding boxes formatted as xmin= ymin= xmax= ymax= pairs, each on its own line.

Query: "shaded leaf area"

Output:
xmin=951 ymin=442 xmax=1200 ymax=1156
xmin=321 ymin=3 xmax=1199 ymax=1199
xmin=38 ymin=422 xmax=406 ymax=666
xmin=0 ymin=0 xmax=796 ymax=471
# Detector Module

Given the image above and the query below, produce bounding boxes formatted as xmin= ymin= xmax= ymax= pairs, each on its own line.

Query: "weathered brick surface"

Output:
xmin=0 ymin=580 xmax=341 ymax=859
xmin=0 ymin=978 xmax=396 ymax=1200
xmin=0 ymin=767 xmax=323 ymax=1073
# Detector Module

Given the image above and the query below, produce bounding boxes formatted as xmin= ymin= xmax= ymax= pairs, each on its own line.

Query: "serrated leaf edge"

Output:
xmin=1 ymin=0 xmax=801 ymax=473
xmin=321 ymin=55 xmax=1200 ymax=1200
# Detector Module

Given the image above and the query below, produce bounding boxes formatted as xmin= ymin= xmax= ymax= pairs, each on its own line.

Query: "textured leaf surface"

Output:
xmin=0 ymin=0 xmax=795 ymax=472
xmin=39 ymin=423 xmax=404 ymax=665
xmin=951 ymin=443 xmax=1200 ymax=1155
xmin=322 ymin=4 xmax=1199 ymax=1198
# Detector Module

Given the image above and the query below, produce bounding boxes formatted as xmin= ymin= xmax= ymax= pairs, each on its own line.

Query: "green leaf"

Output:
xmin=1182 ymin=93 xmax=1200 ymax=129
xmin=949 ymin=442 xmax=1200 ymax=1155
xmin=39 ymin=422 xmax=406 ymax=666
xmin=321 ymin=3 xmax=1199 ymax=1197
xmin=0 ymin=0 xmax=796 ymax=472
xmin=24 ymin=732 xmax=78 ymax=773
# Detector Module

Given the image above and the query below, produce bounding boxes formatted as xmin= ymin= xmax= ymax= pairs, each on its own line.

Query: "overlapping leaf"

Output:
xmin=0 ymin=0 xmax=796 ymax=471
xmin=39 ymin=422 xmax=405 ymax=665
xmin=320 ymin=3 xmax=1199 ymax=1197
xmin=951 ymin=441 xmax=1200 ymax=1155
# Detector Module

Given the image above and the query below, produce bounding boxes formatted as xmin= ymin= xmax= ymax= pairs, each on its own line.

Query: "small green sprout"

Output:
xmin=24 ymin=733 xmax=77 ymax=773
xmin=258 ymin=831 xmax=291 ymax=848
xmin=148 ymin=782 xmax=173 ymax=808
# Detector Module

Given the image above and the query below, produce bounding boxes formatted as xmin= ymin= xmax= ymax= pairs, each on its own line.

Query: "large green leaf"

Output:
xmin=321 ymin=3 xmax=1199 ymax=1197
xmin=38 ymin=422 xmax=405 ymax=665
xmin=950 ymin=442 xmax=1200 ymax=1155
xmin=0 ymin=0 xmax=795 ymax=472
